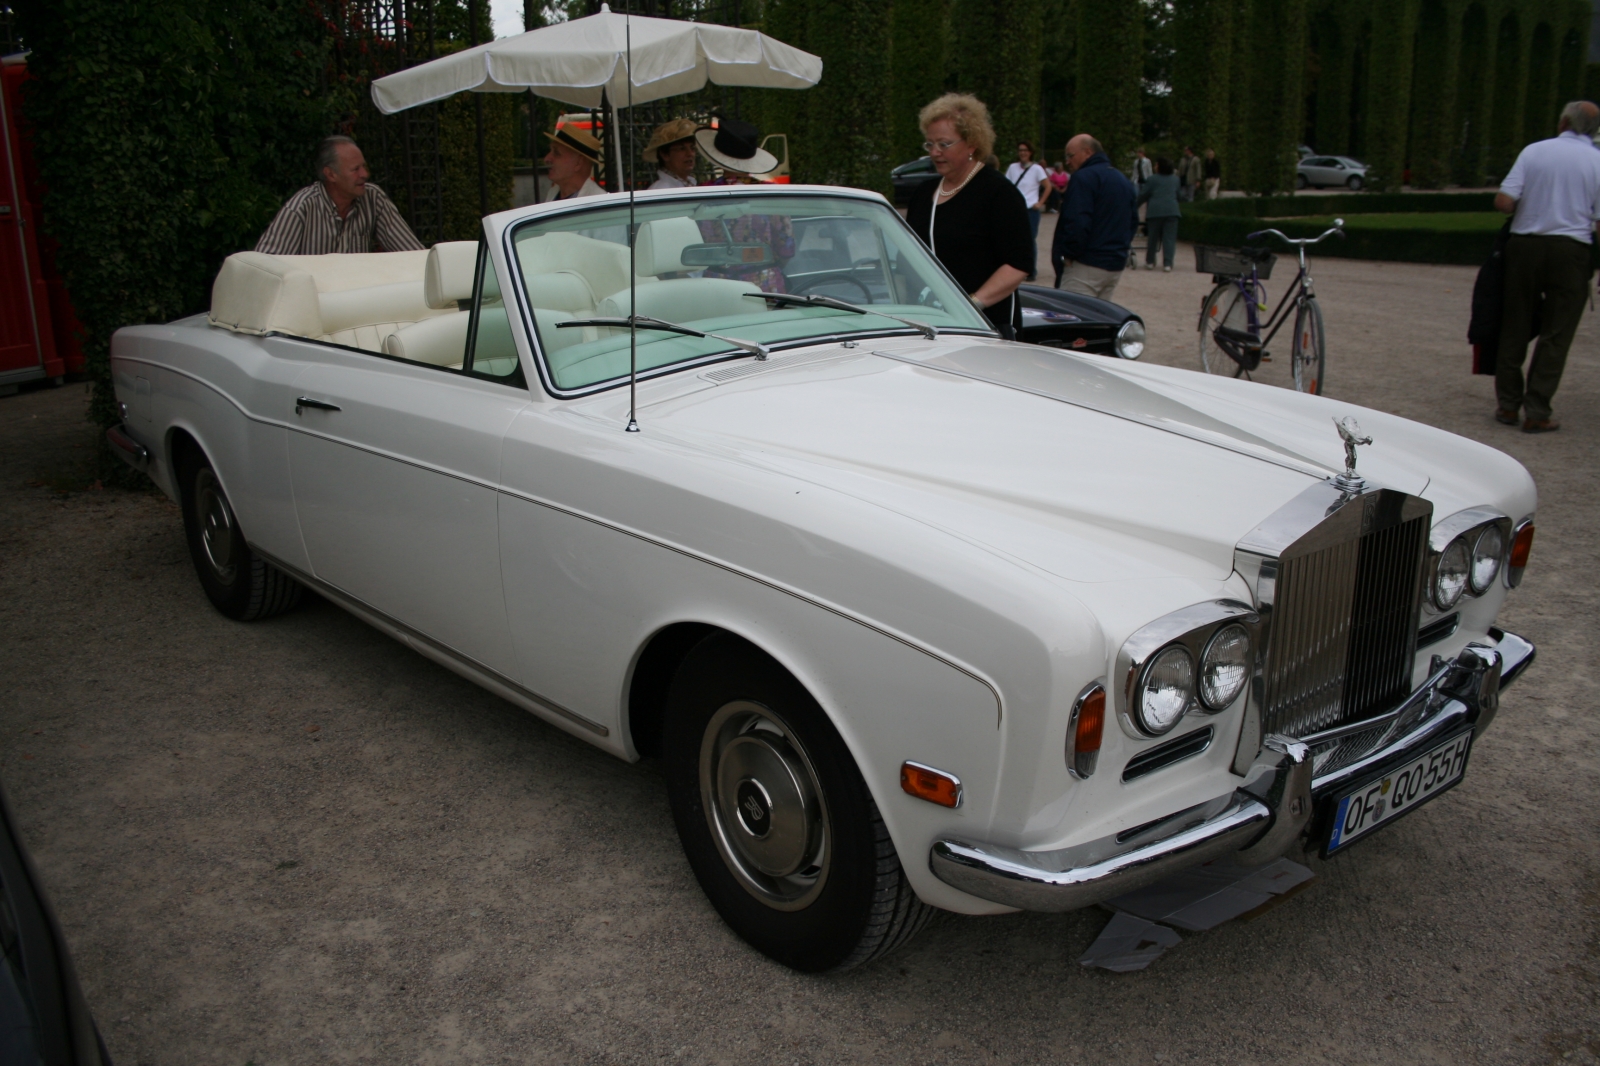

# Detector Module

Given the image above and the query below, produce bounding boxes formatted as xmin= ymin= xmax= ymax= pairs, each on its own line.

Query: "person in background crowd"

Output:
xmin=1051 ymin=133 xmax=1138 ymax=300
xmin=1178 ymin=146 xmax=1204 ymax=203
xmin=255 ymin=135 xmax=423 ymax=255
xmin=643 ymin=117 xmax=699 ymax=190
xmin=905 ymin=93 xmax=1034 ymax=336
xmin=1046 ymin=161 xmax=1069 ymax=213
xmin=1005 ymin=141 xmax=1050 ymax=280
xmin=694 ymin=119 xmax=794 ymax=293
xmin=1138 ymin=157 xmax=1182 ymax=271
xmin=1491 ymin=99 xmax=1600 ymax=433
xmin=543 ymin=121 xmax=606 ymax=200
xmin=1202 ymin=148 xmax=1222 ymax=200
xmin=1131 ymin=147 xmax=1153 ymax=184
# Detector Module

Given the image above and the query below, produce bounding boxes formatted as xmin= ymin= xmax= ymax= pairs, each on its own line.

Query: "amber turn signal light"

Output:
xmin=901 ymin=761 xmax=963 ymax=808
xmin=1068 ymin=684 xmax=1105 ymax=780
xmin=1507 ymin=521 xmax=1534 ymax=587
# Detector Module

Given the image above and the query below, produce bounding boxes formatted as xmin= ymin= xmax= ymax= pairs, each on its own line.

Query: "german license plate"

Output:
xmin=1325 ymin=731 xmax=1473 ymax=853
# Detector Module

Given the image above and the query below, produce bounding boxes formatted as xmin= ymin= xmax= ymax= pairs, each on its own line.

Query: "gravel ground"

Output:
xmin=1 ymin=236 xmax=1596 ymax=1065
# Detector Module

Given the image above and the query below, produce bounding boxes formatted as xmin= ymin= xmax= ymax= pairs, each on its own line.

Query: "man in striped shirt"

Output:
xmin=255 ymin=136 xmax=424 ymax=255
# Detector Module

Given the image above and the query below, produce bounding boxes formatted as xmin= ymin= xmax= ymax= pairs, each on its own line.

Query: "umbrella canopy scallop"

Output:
xmin=370 ymin=4 xmax=823 ymax=113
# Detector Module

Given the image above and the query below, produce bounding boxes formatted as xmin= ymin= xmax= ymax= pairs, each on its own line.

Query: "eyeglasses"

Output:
xmin=922 ymin=139 xmax=960 ymax=152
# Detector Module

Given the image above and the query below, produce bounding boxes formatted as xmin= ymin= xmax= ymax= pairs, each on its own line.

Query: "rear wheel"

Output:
xmin=1292 ymin=298 xmax=1326 ymax=395
xmin=177 ymin=448 xmax=302 ymax=620
xmin=1294 ymin=174 xmax=1308 ymax=190
xmin=1198 ymin=282 xmax=1250 ymax=377
xmin=663 ymin=633 xmax=934 ymax=972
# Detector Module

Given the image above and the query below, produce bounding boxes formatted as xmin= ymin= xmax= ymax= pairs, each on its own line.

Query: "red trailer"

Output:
xmin=0 ymin=53 xmax=85 ymax=395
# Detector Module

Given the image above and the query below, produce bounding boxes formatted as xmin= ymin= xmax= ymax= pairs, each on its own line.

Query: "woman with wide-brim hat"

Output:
xmin=643 ymin=117 xmax=700 ymax=190
xmin=691 ymin=118 xmax=794 ymax=293
xmin=904 ymin=93 xmax=1033 ymax=337
xmin=541 ymin=120 xmax=606 ymax=200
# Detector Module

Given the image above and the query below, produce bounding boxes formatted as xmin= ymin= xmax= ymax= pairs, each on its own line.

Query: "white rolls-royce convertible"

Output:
xmin=107 ymin=184 xmax=1535 ymax=972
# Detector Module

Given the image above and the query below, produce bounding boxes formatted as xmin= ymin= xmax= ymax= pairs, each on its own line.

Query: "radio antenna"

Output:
xmin=624 ymin=12 xmax=640 ymax=433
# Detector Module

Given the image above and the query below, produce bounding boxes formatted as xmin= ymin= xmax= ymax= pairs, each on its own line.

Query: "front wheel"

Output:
xmin=1198 ymin=282 xmax=1250 ymax=377
xmin=663 ymin=633 xmax=935 ymax=972
xmin=1292 ymin=298 xmax=1326 ymax=395
xmin=178 ymin=448 xmax=303 ymax=620
xmin=1347 ymin=175 xmax=1363 ymax=191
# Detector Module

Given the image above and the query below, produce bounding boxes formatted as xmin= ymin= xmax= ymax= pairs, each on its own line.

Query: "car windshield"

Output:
xmin=509 ymin=192 xmax=991 ymax=393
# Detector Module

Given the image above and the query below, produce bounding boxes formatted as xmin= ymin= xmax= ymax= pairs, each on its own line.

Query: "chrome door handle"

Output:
xmin=295 ymin=397 xmax=341 ymax=415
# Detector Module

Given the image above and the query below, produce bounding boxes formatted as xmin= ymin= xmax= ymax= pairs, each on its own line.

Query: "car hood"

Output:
xmin=616 ymin=338 xmax=1439 ymax=584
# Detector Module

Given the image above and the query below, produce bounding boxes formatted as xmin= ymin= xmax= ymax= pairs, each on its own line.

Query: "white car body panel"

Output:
xmin=109 ymin=185 xmax=1535 ymax=918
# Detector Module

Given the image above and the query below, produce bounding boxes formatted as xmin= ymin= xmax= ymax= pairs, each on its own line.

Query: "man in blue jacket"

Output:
xmin=1051 ymin=134 xmax=1139 ymax=300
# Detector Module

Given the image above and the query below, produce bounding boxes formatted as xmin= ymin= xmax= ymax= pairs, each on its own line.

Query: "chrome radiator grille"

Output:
xmin=1256 ymin=502 xmax=1429 ymax=738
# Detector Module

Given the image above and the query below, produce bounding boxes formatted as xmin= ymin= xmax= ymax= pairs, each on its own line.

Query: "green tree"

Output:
xmin=953 ymin=0 xmax=1047 ymax=158
xmin=1075 ymin=0 xmax=1143 ymax=170
xmin=753 ymin=0 xmax=891 ymax=190
xmin=1234 ymin=0 xmax=1307 ymax=193
xmin=14 ymin=0 xmax=341 ymax=441
xmin=1361 ymin=0 xmax=1418 ymax=191
xmin=1169 ymin=0 xmax=1234 ymax=157
xmin=1039 ymin=0 xmax=1077 ymax=159
xmin=889 ymin=0 xmax=950 ymax=163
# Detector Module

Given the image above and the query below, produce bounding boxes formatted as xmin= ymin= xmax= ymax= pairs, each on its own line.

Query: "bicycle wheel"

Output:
xmin=1292 ymin=298 xmax=1326 ymax=395
xmin=1198 ymin=281 xmax=1250 ymax=377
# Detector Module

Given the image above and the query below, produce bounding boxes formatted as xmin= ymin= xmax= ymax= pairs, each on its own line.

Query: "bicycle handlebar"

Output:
xmin=1246 ymin=218 xmax=1346 ymax=247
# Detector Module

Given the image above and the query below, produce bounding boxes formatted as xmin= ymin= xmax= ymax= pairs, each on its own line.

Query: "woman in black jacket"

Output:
xmin=905 ymin=94 xmax=1035 ymax=337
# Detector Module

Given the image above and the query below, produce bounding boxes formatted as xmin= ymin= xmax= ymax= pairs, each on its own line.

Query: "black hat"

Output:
xmin=693 ymin=118 xmax=778 ymax=175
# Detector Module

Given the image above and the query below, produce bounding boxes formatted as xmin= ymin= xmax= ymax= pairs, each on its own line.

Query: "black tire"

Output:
xmin=176 ymin=447 xmax=302 ymax=621
xmin=1294 ymin=173 xmax=1308 ymax=190
xmin=663 ymin=633 xmax=935 ymax=972
xmin=1292 ymin=298 xmax=1326 ymax=395
xmin=1198 ymin=282 xmax=1249 ymax=377
xmin=1347 ymin=175 xmax=1363 ymax=191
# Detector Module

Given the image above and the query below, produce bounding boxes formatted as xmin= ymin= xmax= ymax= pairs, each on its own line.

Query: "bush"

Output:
xmin=1187 ymin=191 xmax=1498 ymax=217
xmin=14 ymin=0 xmax=342 ymax=454
xmin=1181 ymin=209 xmax=1504 ymax=265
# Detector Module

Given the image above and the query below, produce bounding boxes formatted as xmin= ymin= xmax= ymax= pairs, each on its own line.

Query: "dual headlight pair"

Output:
xmin=1428 ymin=512 xmax=1533 ymax=611
xmin=1115 ymin=601 xmax=1257 ymax=739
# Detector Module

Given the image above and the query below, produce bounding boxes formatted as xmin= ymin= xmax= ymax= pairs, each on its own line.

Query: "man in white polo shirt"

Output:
xmin=1493 ymin=100 xmax=1600 ymax=432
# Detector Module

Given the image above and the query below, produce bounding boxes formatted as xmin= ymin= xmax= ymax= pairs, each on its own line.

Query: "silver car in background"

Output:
xmin=1297 ymin=155 xmax=1371 ymax=190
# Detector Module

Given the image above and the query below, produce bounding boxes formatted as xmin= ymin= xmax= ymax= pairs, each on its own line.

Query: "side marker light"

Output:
xmin=900 ymin=761 xmax=963 ymax=808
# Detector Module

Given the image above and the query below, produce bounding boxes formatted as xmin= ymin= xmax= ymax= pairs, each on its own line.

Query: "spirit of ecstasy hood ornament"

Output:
xmin=1332 ymin=416 xmax=1372 ymax=492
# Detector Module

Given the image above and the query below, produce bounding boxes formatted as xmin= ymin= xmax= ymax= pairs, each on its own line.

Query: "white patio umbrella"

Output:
xmin=369 ymin=3 xmax=822 ymax=115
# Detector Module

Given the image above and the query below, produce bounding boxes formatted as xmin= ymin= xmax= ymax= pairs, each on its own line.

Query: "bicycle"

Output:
xmin=1195 ymin=219 xmax=1344 ymax=394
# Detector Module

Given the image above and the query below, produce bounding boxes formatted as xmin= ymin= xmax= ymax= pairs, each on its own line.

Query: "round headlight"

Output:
xmin=1199 ymin=624 xmax=1251 ymax=710
xmin=1434 ymin=537 xmax=1470 ymax=609
xmin=1115 ymin=318 xmax=1146 ymax=360
xmin=1137 ymin=646 xmax=1194 ymax=735
xmin=1470 ymin=524 xmax=1503 ymax=594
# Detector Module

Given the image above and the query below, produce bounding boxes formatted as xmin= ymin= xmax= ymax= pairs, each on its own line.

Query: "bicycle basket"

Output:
xmin=1194 ymin=244 xmax=1276 ymax=280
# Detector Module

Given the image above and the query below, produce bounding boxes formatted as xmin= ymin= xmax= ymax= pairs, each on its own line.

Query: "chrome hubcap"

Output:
xmin=699 ymin=701 xmax=829 ymax=911
xmin=195 ymin=470 xmax=237 ymax=584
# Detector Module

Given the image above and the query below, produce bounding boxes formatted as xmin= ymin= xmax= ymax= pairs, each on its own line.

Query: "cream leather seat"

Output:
xmin=208 ymin=246 xmax=474 ymax=354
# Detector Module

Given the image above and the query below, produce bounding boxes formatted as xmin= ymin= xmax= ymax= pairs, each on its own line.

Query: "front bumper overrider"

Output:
xmin=929 ymin=630 xmax=1534 ymax=913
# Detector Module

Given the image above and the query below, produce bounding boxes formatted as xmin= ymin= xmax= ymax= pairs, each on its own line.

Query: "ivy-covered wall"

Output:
xmin=1074 ymin=0 xmax=1143 ymax=170
xmin=953 ymin=0 xmax=1046 ymax=160
xmin=888 ymin=0 xmax=950 ymax=164
xmin=14 ymin=0 xmax=342 ymax=437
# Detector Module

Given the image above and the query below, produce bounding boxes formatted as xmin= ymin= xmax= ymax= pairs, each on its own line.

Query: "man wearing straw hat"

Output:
xmin=643 ymin=118 xmax=700 ymax=190
xmin=542 ymin=119 xmax=607 ymax=200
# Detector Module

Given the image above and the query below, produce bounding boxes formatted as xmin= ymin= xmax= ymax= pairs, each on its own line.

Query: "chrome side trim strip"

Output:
xmin=251 ymin=548 xmax=609 ymax=737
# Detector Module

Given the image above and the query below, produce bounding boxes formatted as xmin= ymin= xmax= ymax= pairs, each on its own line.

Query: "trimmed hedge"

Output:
xmin=1180 ymin=209 xmax=1503 ymax=264
xmin=1189 ymin=191 xmax=1498 ymax=217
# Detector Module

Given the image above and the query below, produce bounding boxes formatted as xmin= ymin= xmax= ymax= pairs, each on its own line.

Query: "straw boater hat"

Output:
xmin=542 ymin=120 xmax=604 ymax=165
xmin=693 ymin=118 xmax=778 ymax=175
xmin=642 ymin=117 xmax=699 ymax=164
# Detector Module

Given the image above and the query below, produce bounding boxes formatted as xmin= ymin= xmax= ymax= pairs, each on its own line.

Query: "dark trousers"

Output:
xmin=1496 ymin=233 xmax=1591 ymax=421
xmin=1145 ymin=216 xmax=1178 ymax=267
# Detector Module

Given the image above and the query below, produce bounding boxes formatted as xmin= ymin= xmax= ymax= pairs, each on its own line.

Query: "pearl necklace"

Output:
xmin=936 ymin=160 xmax=980 ymax=201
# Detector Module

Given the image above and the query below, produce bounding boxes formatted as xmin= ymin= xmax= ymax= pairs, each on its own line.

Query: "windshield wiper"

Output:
xmin=558 ymin=315 xmax=770 ymax=361
xmin=743 ymin=291 xmax=938 ymax=340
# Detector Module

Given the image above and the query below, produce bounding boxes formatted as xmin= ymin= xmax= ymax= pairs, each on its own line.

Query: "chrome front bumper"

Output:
xmin=930 ymin=631 xmax=1534 ymax=913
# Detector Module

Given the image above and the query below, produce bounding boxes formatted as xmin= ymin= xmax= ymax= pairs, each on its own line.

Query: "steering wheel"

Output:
xmin=788 ymin=272 xmax=874 ymax=303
